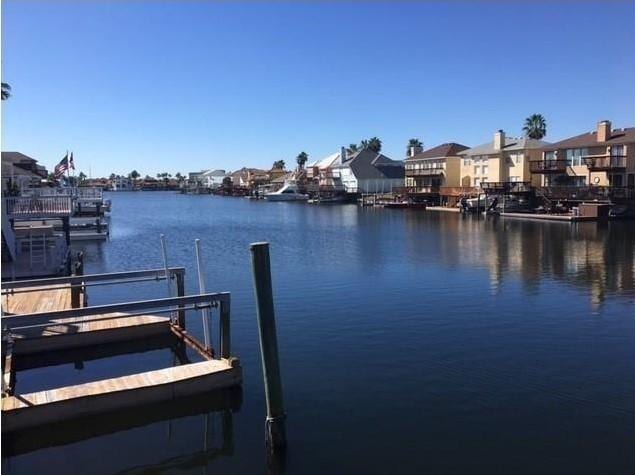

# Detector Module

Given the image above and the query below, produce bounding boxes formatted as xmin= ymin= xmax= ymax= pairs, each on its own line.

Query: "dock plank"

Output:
xmin=2 ymin=360 xmax=242 ymax=431
xmin=2 ymin=285 xmax=73 ymax=315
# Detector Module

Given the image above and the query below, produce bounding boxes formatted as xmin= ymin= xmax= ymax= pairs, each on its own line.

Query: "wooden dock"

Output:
xmin=500 ymin=212 xmax=596 ymax=222
xmin=1 ymin=268 xmax=242 ymax=433
xmin=2 ymin=284 xmax=74 ymax=315
xmin=2 ymin=359 xmax=240 ymax=432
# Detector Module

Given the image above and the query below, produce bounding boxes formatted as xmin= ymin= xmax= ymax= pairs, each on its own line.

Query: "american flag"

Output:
xmin=54 ymin=153 xmax=71 ymax=178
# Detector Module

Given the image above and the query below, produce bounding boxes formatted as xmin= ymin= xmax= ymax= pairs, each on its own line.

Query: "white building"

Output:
xmin=331 ymin=148 xmax=404 ymax=193
xmin=111 ymin=176 xmax=133 ymax=191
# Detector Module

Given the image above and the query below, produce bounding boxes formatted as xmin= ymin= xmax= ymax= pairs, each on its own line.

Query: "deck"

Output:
xmin=2 ymin=284 xmax=73 ymax=315
xmin=2 ymin=359 xmax=241 ymax=432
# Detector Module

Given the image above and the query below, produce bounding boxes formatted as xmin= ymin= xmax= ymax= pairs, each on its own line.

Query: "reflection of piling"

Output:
xmin=250 ymin=242 xmax=286 ymax=451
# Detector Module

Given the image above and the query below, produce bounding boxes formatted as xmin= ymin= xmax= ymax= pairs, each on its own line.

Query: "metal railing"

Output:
xmin=404 ymin=186 xmax=440 ymax=194
xmin=405 ymin=168 xmax=445 ymax=177
xmin=530 ymin=160 xmax=567 ymax=173
xmin=4 ymin=196 xmax=73 ymax=218
xmin=480 ymin=181 xmax=532 ymax=193
xmin=584 ymin=155 xmax=627 ymax=170
xmin=76 ymin=187 xmax=103 ymax=200
xmin=1 ymin=291 xmax=232 ymax=360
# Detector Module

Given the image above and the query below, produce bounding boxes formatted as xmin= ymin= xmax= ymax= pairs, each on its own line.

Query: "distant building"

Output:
xmin=531 ymin=120 xmax=635 ymax=187
xmin=111 ymin=176 xmax=133 ymax=191
xmin=230 ymin=168 xmax=269 ymax=188
xmin=1 ymin=152 xmax=48 ymax=192
xmin=405 ymin=142 xmax=470 ymax=203
xmin=459 ymin=131 xmax=548 ymax=188
xmin=332 ymin=148 xmax=404 ymax=193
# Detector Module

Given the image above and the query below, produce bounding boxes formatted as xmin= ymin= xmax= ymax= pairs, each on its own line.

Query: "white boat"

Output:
xmin=264 ymin=183 xmax=309 ymax=202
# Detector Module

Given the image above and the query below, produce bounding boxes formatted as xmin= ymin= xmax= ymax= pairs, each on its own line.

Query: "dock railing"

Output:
xmin=4 ymin=196 xmax=73 ymax=218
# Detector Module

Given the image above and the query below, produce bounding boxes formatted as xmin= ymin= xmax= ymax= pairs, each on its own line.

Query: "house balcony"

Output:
xmin=584 ymin=155 xmax=627 ymax=171
xmin=481 ymin=181 xmax=532 ymax=194
xmin=405 ymin=186 xmax=440 ymax=195
xmin=529 ymin=160 xmax=567 ymax=174
xmin=405 ymin=168 xmax=445 ymax=177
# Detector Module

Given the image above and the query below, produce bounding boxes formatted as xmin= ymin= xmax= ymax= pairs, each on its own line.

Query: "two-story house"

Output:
xmin=530 ymin=120 xmax=634 ymax=188
xmin=459 ymin=131 xmax=548 ymax=188
xmin=404 ymin=142 xmax=469 ymax=204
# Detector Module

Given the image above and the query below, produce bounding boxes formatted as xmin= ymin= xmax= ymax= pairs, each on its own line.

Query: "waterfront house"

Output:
xmin=530 ymin=120 xmax=635 ymax=188
xmin=188 ymin=169 xmax=228 ymax=189
xmin=306 ymin=148 xmax=347 ymax=194
xmin=111 ymin=176 xmax=133 ymax=191
xmin=230 ymin=168 xmax=269 ymax=188
xmin=331 ymin=148 xmax=404 ymax=194
xmin=405 ymin=142 xmax=469 ymax=204
xmin=459 ymin=131 xmax=548 ymax=188
xmin=2 ymin=152 xmax=48 ymax=193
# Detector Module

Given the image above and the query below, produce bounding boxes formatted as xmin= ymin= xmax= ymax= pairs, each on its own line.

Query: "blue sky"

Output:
xmin=2 ymin=1 xmax=634 ymax=177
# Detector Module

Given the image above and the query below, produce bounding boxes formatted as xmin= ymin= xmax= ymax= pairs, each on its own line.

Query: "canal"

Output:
xmin=4 ymin=191 xmax=635 ymax=474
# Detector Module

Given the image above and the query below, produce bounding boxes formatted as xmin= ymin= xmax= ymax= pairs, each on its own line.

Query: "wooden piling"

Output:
xmin=250 ymin=242 xmax=286 ymax=451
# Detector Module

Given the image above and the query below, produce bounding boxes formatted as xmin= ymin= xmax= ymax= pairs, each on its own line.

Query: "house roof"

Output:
xmin=460 ymin=137 xmax=549 ymax=156
xmin=541 ymin=127 xmax=635 ymax=151
xmin=307 ymin=152 xmax=341 ymax=169
xmin=335 ymin=149 xmax=404 ymax=180
xmin=406 ymin=142 xmax=470 ymax=161
xmin=202 ymin=169 xmax=226 ymax=177
xmin=1 ymin=151 xmax=38 ymax=165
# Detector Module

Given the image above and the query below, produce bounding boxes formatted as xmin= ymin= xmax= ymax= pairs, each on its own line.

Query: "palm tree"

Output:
xmin=272 ymin=160 xmax=285 ymax=170
xmin=523 ymin=114 xmax=547 ymax=140
xmin=129 ymin=170 xmax=140 ymax=180
xmin=78 ymin=171 xmax=87 ymax=183
xmin=296 ymin=152 xmax=309 ymax=170
xmin=1 ymin=83 xmax=11 ymax=100
xmin=348 ymin=144 xmax=359 ymax=153
xmin=406 ymin=138 xmax=422 ymax=155
xmin=367 ymin=137 xmax=382 ymax=152
xmin=360 ymin=139 xmax=369 ymax=150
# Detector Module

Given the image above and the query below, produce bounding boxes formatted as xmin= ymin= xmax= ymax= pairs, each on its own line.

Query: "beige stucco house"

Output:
xmin=458 ymin=131 xmax=548 ymax=188
xmin=531 ymin=120 xmax=635 ymax=188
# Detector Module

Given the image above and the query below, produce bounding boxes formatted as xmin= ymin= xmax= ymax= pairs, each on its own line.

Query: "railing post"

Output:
xmin=250 ymin=242 xmax=286 ymax=452
xmin=219 ymin=296 xmax=231 ymax=359
xmin=175 ymin=270 xmax=186 ymax=329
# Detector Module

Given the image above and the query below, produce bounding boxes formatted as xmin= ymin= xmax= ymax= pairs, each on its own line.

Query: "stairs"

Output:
xmin=29 ymin=233 xmax=48 ymax=270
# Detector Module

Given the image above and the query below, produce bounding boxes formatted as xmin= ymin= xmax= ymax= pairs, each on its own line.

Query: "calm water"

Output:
xmin=4 ymin=192 xmax=635 ymax=474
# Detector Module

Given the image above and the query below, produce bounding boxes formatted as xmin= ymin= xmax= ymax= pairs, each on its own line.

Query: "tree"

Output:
xmin=129 ymin=170 xmax=140 ymax=180
xmin=78 ymin=171 xmax=87 ymax=183
xmin=1 ymin=82 xmax=11 ymax=101
xmin=175 ymin=172 xmax=184 ymax=182
xmin=296 ymin=151 xmax=309 ymax=170
xmin=272 ymin=160 xmax=285 ymax=170
xmin=407 ymin=138 xmax=422 ymax=155
xmin=360 ymin=139 xmax=369 ymax=150
xmin=367 ymin=137 xmax=382 ymax=152
xmin=523 ymin=114 xmax=547 ymax=140
xmin=109 ymin=173 xmax=116 ymax=181
xmin=348 ymin=144 xmax=359 ymax=153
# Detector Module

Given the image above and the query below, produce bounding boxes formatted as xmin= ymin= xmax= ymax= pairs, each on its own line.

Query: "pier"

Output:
xmin=1 ymin=267 xmax=242 ymax=432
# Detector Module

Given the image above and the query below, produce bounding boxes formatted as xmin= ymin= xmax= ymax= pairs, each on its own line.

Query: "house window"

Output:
xmin=545 ymin=151 xmax=555 ymax=161
xmin=611 ymin=145 xmax=625 ymax=157
xmin=463 ymin=158 xmax=471 ymax=166
xmin=474 ymin=178 xmax=481 ymax=187
xmin=572 ymin=176 xmax=586 ymax=186
xmin=509 ymin=176 xmax=520 ymax=182
xmin=482 ymin=165 xmax=488 ymax=175
xmin=566 ymin=148 xmax=587 ymax=167
xmin=474 ymin=166 xmax=480 ymax=175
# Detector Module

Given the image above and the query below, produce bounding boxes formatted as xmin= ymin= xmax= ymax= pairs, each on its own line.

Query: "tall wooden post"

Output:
xmin=250 ymin=242 xmax=286 ymax=452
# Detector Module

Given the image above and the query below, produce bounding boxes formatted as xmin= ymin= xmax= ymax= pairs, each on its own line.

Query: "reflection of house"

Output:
xmin=405 ymin=142 xmax=469 ymax=203
xmin=1 ymin=152 xmax=48 ymax=192
xmin=531 ymin=120 xmax=635 ymax=187
xmin=459 ymin=131 xmax=548 ymax=188
xmin=332 ymin=149 xmax=404 ymax=194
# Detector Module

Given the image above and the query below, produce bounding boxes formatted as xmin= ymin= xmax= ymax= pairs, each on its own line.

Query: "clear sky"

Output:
xmin=2 ymin=1 xmax=634 ymax=177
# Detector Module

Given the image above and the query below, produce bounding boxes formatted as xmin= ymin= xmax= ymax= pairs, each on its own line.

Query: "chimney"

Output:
xmin=597 ymin=120 xmax=611 ymax=142
xmin=409 ymin=143 xmax=423 ymax=158
xmin=494 ymin=130 xmax=505 ymax=150
xmin=340 ymin=146 xmax=347 ymax=163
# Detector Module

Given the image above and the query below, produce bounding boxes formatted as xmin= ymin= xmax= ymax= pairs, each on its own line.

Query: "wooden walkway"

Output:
xmin=7 ymin=312 xmax=171 ymax=355
xmin=2 ymin=285 xmax=73 ymax=315
xmin=3 ymin=359 xmax=241 ymax=432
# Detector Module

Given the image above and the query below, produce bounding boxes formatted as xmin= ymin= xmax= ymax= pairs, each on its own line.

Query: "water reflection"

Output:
xmin=403 ymin=213 xmax=635 ymax=309
xmin=3 ymin=388 xmax=241 ymax=474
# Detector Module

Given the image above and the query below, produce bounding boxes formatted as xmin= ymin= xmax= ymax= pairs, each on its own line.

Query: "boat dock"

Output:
xmin=1 ymin=267 xmax=241 ymax=432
